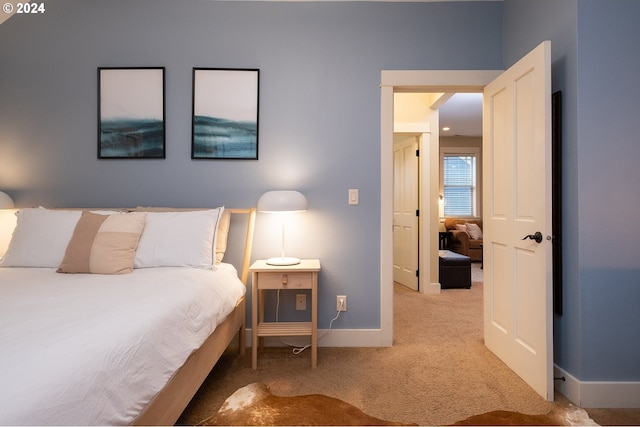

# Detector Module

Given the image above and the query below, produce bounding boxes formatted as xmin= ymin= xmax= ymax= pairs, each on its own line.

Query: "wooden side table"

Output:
xmin=439 ymin=231 xmax=452 ymax=250
xmin=250 ymin=259 xmax=321 ymax=369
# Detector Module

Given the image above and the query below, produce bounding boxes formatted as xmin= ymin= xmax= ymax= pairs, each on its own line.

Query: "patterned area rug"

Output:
xmin=199 ymin=383 xmax=599 ymax=426
xmin=199 ymin=383 xmax=413 ymax=426
xmin=452 ymin=406 xmax=599 ymax=426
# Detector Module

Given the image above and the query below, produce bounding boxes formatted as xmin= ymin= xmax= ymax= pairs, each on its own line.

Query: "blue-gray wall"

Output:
xmin=575 ymin=0 xmax=640 ymax=381
xmin=0 ymin=0 xmax=502 ymax=329
xmin=505 ymin=0 xmax=640 ymax=382
xmin=3 ymin=0 xmax=639 ymax=386
xmin=503 ymin=0 xmax=582 ymax=380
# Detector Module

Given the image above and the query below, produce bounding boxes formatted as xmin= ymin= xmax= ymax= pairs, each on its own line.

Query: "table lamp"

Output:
xmin=0 ymin=191 xmax=16 ymax=258
xmin=257 ymin=190 xmax=307 ymax=265
xmin=0 ymin=191 xmax=14 ymax=209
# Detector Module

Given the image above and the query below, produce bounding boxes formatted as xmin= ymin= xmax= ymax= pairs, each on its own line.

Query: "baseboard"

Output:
xmin=245 ymin=328 xmax=387 ymax=348
xmin=426 ymin=282 xmax=441 ymax=294
xmin=554 ymin=365 xmax=640 ymax=408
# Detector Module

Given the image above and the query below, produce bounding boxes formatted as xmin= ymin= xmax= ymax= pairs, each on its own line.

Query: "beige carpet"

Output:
xmin=177 ymin=264 xmax=636 ymax=426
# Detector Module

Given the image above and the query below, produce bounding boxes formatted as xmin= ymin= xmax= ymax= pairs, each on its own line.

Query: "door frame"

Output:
xmin=380 ymin=70 xmax=501 ymax=346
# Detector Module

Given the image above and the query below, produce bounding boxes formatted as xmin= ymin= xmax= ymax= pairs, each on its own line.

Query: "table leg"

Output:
xmin=251 ymin=271 xmax=258 ymax=369
xmin=311 ymin=274 xmax=317 ymax=368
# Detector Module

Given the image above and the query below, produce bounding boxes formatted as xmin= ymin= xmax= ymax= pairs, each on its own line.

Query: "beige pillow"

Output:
xmin=455 ymin=223 xmax=469 ymax=236
xmin=57 ymin=211 xmax=146 ymax=274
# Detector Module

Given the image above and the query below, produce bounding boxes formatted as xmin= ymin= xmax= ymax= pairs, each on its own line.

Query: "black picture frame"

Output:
xmin=98 ymin=67 xmax=166 ymax=159
xmin=192 ymin=68 xmax=259 ymax=160
xmin=552 ymin=90 xmax=563 ymax=316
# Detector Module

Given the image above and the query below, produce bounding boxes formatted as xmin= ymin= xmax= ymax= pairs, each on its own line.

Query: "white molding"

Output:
xmin=394 ymin=122 xmax=430 ymax=133
xmin=427 ymin=282 xmax=441 ymax=295
xmin=554 ymin=365 xmax=640 ymax=408
xmin=380 ymin=86 xmax=395 ymax=347
xmin=381 ymin=70 xmax=501 ymax=90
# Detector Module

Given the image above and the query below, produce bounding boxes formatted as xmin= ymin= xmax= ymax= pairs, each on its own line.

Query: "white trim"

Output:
xmin=394 ymin=122 xmax=430 ymax=133
xmin=381 ymin=70 xmax=502 ymax=90
xmin=380 ymin=86 xmax=395 ymax=346
xmin=427 ymin=282 xmax=441 ymax=295
xmin=554 ymin=365 xmax=640 ymax=408
xmin=318 ymin=329 xmax=384 ymax=346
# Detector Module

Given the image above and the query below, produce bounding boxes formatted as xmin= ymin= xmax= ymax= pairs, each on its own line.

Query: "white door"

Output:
xmin=482 ymin=41 xmax=553 ymax=400
xmin=393 ymin=134 xmax=419 ymax=291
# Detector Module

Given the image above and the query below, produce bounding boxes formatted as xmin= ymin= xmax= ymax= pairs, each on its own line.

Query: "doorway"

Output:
xmin=380 ymin=70 xmax=501 ymax=345
xmin=392 ymin=93 xmax=484 ymax=293
xmin=382 ymin=41 xmax=554 ymax=401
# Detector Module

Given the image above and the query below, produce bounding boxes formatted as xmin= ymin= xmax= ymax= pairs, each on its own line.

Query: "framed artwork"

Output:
xmin=552 ymin=90 xmax=563 ymax=316
xmin=98 ymin=67 xmax=166 ymax=159
xmin=192 ymin=68 xmax=259 ymax=160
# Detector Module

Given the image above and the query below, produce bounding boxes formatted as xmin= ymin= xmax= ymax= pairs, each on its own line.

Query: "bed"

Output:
xmin=0 ymin=206 xmax=256 ymax=425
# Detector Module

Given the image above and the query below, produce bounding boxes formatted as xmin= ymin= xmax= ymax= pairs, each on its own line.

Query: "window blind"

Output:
xmin=443 ymin=155 xmax=477 ymax=216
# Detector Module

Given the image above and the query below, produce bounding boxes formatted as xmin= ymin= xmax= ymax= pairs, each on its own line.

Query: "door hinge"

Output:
xmin=416 ymin=149 xmax=419 ymax=156
xmin=416 ymin=270 xmax=419 ymax=277
xmin=416 ymin=209 xmax=419 ymax=216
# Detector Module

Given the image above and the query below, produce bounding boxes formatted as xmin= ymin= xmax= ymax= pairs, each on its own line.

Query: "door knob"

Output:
xmin=522 ymin=231 xmax=543 ymax=243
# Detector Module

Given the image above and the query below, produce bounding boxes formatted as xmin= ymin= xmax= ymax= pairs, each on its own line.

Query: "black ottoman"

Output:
xmin=439 ymin=250 xmax=471 ymax=289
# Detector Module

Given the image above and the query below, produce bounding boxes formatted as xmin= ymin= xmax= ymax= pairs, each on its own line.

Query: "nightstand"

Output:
xmin=250 ymin=259 xmax=321 ymax=369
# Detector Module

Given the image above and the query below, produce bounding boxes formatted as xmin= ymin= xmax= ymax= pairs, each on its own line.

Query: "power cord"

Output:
xmin=275 ymin=289 xmax=281 ymax=322
xmin=289 ymin=309 xmax=341 ymax=354
xmin=275 ymin=291 xmax=343 ymax=354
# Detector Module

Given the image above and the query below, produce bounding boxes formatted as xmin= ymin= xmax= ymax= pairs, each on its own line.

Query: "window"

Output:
xmin=441 ymin=150 xmax=479 ymax=217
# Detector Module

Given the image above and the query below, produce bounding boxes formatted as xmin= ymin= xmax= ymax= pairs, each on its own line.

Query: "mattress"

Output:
xmin=0 ymin=264 xmax=245 ymax=425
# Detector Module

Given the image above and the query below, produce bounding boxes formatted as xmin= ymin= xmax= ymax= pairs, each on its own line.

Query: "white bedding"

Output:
xmin=0 ymin=264 xmax=245 ymax=425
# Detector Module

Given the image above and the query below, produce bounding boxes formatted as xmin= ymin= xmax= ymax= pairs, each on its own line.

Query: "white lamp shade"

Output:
xmin=257 ymin=190 xmax=307 ymax=213
xmin=257 ymin=190 xmax=307 ymax=266
xmin=0 ymin=191 xmax=14 ymax=209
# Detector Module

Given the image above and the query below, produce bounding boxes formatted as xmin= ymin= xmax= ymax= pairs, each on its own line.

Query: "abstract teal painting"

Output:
xmin=192 ymin=68 xmax=259 ymax=160
xmin=98 ymin=68 xmax=165 ymax=159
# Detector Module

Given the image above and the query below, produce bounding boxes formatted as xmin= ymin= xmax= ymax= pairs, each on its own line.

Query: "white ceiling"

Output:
xmin=438 ymin=92 xmax=483 ymax=138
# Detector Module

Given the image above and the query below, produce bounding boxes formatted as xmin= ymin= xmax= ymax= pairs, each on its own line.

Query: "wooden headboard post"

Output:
xmin=227 ymin=207 xmax=256 ymax=286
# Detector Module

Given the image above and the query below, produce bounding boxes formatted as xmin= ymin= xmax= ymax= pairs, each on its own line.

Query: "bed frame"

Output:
xmin=133 ymin=207 xmax=256 ymax=426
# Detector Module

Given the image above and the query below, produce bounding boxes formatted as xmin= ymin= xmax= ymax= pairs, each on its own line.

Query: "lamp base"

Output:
xmin=266 ymin=256 xmax=301 ymax=266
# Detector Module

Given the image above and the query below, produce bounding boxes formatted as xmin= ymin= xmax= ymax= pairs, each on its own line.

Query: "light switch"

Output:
xmin=348 ymin=189 xmax=359 ymax=205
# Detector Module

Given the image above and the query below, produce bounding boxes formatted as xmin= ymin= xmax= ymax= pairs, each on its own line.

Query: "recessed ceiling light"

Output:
xmin=442 ymin=127 xmax=450 ymax=131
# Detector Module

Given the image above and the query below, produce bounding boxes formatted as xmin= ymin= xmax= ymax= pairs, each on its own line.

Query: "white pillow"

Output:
xmin=0 ymin=207 xmax=82 ymax=267
xmin=466 ymin=223 xmax=483 ymax=240
xmin=134 ymin=207 xmax=223 ymax=269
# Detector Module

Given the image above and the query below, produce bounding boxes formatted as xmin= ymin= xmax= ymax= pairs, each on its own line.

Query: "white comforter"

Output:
xmin=0 ymin=265 xmax=245 ymax=425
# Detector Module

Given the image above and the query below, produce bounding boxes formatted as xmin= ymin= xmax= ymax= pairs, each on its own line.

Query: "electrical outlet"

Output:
xmin=336 ymin=295 xmax=347 ymax=312
xmin=296 ymin=294 xmax=306 ymax=311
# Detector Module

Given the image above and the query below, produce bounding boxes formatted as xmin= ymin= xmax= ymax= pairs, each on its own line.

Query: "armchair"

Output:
xmin=444 ymin=218 xmax=483 ymax=262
